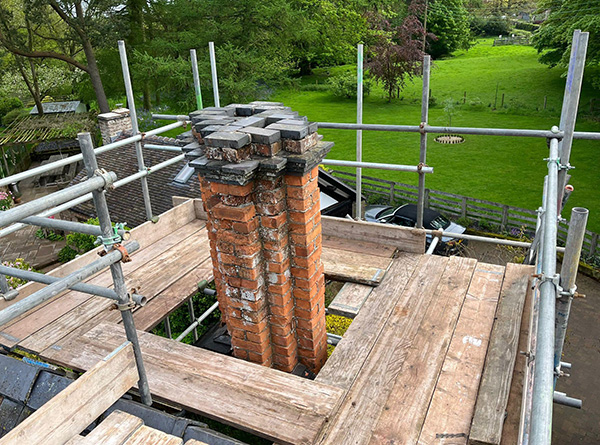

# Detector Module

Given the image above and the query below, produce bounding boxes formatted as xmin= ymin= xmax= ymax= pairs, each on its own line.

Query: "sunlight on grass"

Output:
xmin=272 ymin=40 xmax=600 ymax=232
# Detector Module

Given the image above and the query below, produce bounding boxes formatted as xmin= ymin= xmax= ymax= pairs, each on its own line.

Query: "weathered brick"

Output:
xmin=212 ymin=203 xmax=256 ymax=222
xmin=260 ymin=213 xmax=287 ymax=229
xmin=210 ymin=181 xmax=254 ymax=196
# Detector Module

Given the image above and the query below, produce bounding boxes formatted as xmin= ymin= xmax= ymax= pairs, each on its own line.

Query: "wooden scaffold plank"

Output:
xmin=468 ymin=263 xmax=533 ymax=445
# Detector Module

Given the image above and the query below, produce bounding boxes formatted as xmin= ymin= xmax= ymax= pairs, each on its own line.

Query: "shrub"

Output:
xmin=482 ymin=16 xmax=511 ymax=36
xmin=58 ymin=218 xmax=130 ymax=263
xmin=470 ymin=15 xmax=511 ymax=36
xmin=328 ymin=72 xmax=372 ymax=99
xmin=2 ymin=108 xmax=29 ymax=126
xmin=0 ymin=190 xmax=12 ymax=211
xmin=0 ymin=97 xmax=23 ymax=119
xmin=2 ymin=258 xmax=39 ymax=289
xmin=514 ymin=21 xmax=539 ymax=33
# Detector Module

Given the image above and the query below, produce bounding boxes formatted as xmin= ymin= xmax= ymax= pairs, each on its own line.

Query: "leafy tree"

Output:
xmin=533 ymin=0 xmax=600 ymax=90
xmin=426 ymin=0 xmax=471 ymax=58
xmin=366 ymin=4 xmax=427 ymax=101
xmin=0 ymin=0 xmax=118 ymax=113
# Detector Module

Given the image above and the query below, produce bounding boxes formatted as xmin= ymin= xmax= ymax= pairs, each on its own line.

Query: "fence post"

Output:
xmin=589 ymin=233 xmax=598 ymax=258
xmin=389 ymin=183 xmax=395 ymax=205
xmin=424 ymin=188 xmax=430 ymax=207
xmin=501 ymin=205 xmax=509 ymax=231
xmin=461 ymin=197 xmax=467 ymax=218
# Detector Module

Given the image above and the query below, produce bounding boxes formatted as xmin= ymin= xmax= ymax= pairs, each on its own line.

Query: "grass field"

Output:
xmin=270 ymin=39 xmax=600 ymax=232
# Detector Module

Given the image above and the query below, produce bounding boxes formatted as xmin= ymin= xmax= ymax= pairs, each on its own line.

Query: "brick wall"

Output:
xmin=97 ymin=108 xmax=133 ymax=145
xmin=188 ymin=102 xmax=331 ymax=373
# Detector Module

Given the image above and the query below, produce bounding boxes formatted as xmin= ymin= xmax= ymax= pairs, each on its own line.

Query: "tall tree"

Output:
xmin=426 ymin=0 xmax=471 ymax=58
xmin=533 ymin=0 xmax=600 ymax=90
xmin=366 ymin=3 xmax=427 ymax=101
xmin=0 ymin=1 xmax=117 ymax=113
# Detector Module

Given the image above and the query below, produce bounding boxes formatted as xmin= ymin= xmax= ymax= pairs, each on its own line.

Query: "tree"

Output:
xmin=366 ymin=4 xmax=427 ymax=101
xmin=0 ymin=1 xmax=117 ymax=113
xmin=426 ymin=0 xmax=471 ymax=58
xmin=533 ymin=0 xmax=600 ymax=90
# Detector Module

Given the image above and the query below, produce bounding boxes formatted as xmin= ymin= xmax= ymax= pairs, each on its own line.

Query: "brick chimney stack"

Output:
xmin=187 ymin=102 xmax=332 ymax=373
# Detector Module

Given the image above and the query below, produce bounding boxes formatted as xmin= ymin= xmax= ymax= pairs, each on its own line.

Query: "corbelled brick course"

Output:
xmin=189 ymin=102 xmax=331 ymax=374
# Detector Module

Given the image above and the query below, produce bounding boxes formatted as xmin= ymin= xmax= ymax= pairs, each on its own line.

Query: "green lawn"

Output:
xmin=271 ymin=40 xmax=600 ymax=232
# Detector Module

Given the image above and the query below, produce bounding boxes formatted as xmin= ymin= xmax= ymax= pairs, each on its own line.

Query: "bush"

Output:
xmin=470 ymin=15 xmax=511 ymax=36
xmin=58 ymin=218 xmax=130 ymax=263
xmin=1 ymin=258 xmax=40 ymax=289
xmin=0 ymin=97 xmax=23 ymax=119
xmin=0 ymin=190 xmax=12 ymax=211
xmin=2 ymin=108 xmax=29 ymax=126
xmin=328 ymin=72 xmax=372 ymax=99
xmin=514 ymin=21 xmax=539 ymax=33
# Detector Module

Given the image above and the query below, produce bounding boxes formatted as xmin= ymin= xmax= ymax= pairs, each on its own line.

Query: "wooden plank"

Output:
xmin=123 ymin=425 xmax=183 ymax=445
xmin=322 ymin=235 xmax=396 ymax=259
xmin=369 ymin=256 xmax=478 ymax=444
xmin=0 ymin=199 xmax=198 ymax=311
xmin=500 ymin=273 xmax=534 ymax=445
xmin=318 ymin=255 xmax=450 ymax=444
xmin=130 ymin=258 xmax=214 ymax=331
xmin=0 ymin=342 xmax=137 ymax=445
xmin=327 ymin=282 xmax=373 ymax=319
xmin=0 ymin=220 xmax=206 ymax=348
xmin=41 ymin=322 xmax=344 ymax=445
xmin=171 ymin=197 xmax=207 ymax=220
xmin=79 ymin=410 xmax=144 ymax=445
xmin=322 ymin=216 xmax=426 ymax=254
xmin=19 ymin=228 xmax=211 ymax=354
xmin=317 ymin=252 xmax=422 ymax=390
xmin=418 ymin=263 xmax=506 ymax=444
xmin=469 ymin=264 xmax=533 ymax=445
xmin=321 ymin=246 xmax=392 ymax=286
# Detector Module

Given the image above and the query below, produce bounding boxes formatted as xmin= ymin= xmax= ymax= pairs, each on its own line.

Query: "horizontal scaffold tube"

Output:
xmin=19 ymin=215 xmax=127 ymax=238
xmin=322 ymin=159 xmax=433 ymax=174
xmin=0 ymin=121 xmax=185 ymax=188
xmin=317 ymin=122 xmax=572 ymax=139
xmin=0 ymin=172 xmax=117 ymax=228
xmin=0 ymin=241 xmax=140 ymax=327
xmin=422 ymin=229 xmax=566 ymax=252
xmin=0 ymin=154 xmax=185 ymax=239
xmin=0 ymin=266 xmax=145 ymax=305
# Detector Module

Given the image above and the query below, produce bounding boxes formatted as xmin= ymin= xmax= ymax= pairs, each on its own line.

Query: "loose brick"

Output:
xmin=260 ymin=213 xmax=287 ymax=229
xmin=210 ymin=181 xmax=253 ymax=196
xmin=212 ymin=203 xmax=256 ymax=222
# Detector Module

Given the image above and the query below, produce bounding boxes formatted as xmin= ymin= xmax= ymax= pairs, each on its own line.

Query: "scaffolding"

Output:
xmin=0 ymin=30 xmax=597 ymax=445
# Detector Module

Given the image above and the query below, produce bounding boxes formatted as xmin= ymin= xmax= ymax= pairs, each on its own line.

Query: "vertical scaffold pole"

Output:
xmin=78 ymin=132 xmax=153 ymax=406
xmin=530 ymin=135 xmax=560 ymax=445
xmin=417 ymin=55 xmax=431 ymax=229
xmin=356 ymin=43 xmax=364 ymax=220
xmin=117 ymin=40 xmax=154 ymax=222
xmin=554 ymin=207 xmax=588 ymax=382
xmin=190 ymin=49 xmax=204 ymax=110
xmin=209 ymin=42 xmax=220 ymax=107
xmin=557 ymin=31 xmax=589 ymax=207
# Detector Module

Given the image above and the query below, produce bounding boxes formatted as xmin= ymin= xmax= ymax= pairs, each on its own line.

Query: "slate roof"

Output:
xmin=69 ymin=133 xmax=201 ymax=228
xmin=30 ymin=101 xmax=82 ymax=115
xmin=0 ymin=354 xmax=244 ymax=444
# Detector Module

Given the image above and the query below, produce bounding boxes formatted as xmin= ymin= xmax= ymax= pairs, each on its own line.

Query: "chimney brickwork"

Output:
xmin=97 ymin=108 xmax=132 ymax=145
xmin=187 ymin=102 xmax=331 ymax=373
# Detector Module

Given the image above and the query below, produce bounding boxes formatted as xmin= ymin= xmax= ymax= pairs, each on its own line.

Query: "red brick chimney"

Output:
xmin=188 ymin=102 xmax=332 ymax=373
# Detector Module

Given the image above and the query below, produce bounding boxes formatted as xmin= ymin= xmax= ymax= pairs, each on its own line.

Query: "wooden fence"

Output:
xmin=330 ymin=170 xmax=599 ymax=259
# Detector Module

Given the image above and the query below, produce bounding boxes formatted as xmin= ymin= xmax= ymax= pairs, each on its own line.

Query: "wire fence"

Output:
xmin=330 ymin=170 xmax=599 ymax=259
